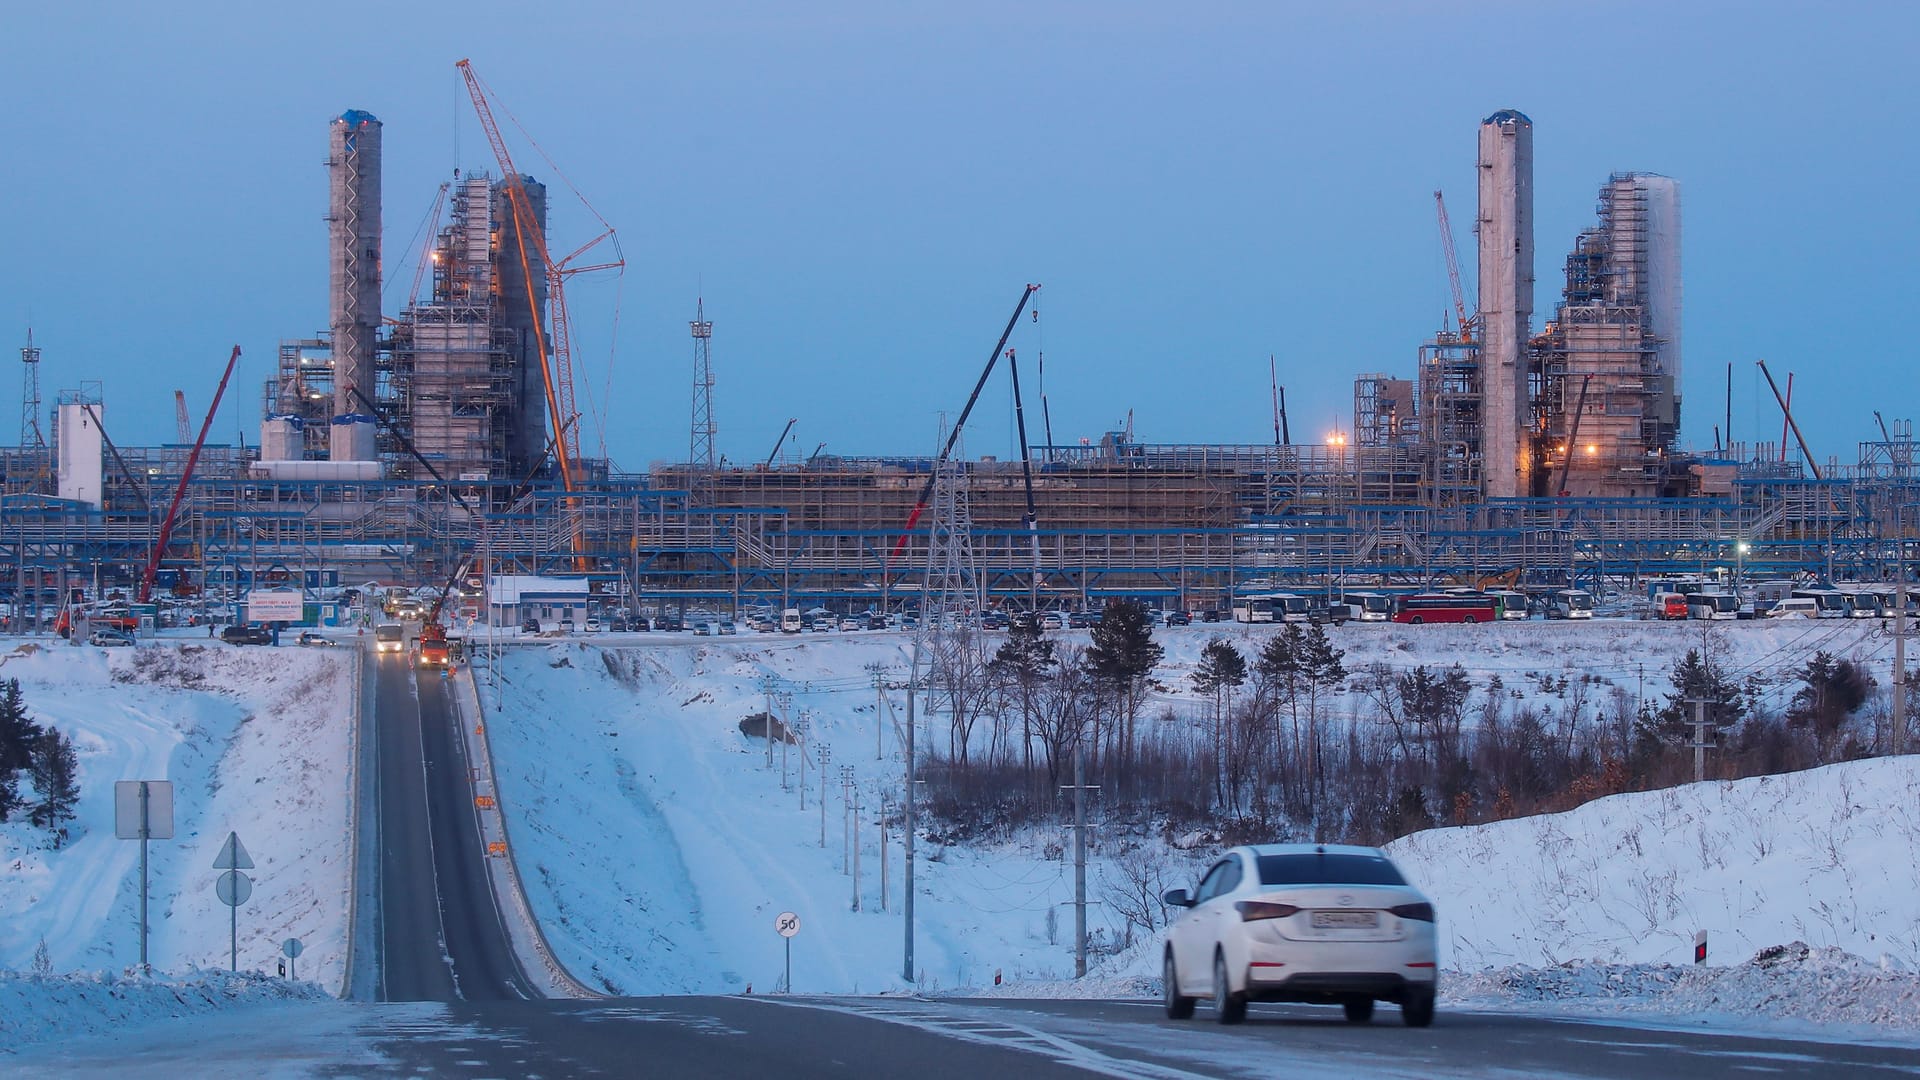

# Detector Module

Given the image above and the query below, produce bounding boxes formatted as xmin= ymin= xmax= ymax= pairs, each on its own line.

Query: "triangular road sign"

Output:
xmin=212 ymin=831 xmax=254 ymax=870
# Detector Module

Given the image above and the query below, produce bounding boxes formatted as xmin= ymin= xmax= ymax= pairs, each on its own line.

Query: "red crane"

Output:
xmin=140 ymin=346 xmax=241 ymax=603
xmin=1434 ymin=190 xmax=1475 ymax=342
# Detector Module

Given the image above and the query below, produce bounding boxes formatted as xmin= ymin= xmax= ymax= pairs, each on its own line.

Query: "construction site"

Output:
xmin=1 ymin=96 xmax=1915 ymax=623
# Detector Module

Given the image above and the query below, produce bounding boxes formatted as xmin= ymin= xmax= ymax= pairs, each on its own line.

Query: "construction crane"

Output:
xmin=405 ymin=181 xmax=451 ymax=312
xmin=886 ymin=284 xmax=1042 ymax=587
xmin=173 ymin=392 xmax=190 ymax=443
xmin=140 ymin=346 xmax=241 ymax=604
xmin=456 ymin=60 xmax=622 ymax=493
xmin=766 ymin=419 xmax=797 ymax=466
xmin=1434 ymin=190 xmax=1475 ymax=342
xmin=1757 ymin=359 xmax=1821 ymax=480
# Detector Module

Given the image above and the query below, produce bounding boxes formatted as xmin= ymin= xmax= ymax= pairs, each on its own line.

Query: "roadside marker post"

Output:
xmin=1694 ymin=930 xmax=1708 ymax=965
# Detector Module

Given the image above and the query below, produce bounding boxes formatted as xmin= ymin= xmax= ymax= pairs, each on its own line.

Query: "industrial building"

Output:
xmin=0 ymin=103 xmax=1912 ymax=625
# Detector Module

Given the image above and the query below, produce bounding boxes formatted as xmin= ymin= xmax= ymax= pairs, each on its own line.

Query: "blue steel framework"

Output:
xmin=0 ymin=438 xmax=1913 ymax=618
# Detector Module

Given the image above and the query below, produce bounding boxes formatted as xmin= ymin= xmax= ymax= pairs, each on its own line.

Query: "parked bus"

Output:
xmin=1392 ymin=593 xmax=1498 ymax=625
xmin=1487 ymin=589 xmax=1531 ymax=620
xmin=1341 ymin=592 xmax=1393 ymax=622
xmin=1790 ymin=588 xmax=1852 ymax=619
xmin=1233 ymin=592 xmax=1311 ymax=624
xmin=1545 ymin=589 xmax=1595 ymax=619
xmin=1646 ymin=576 xmax=1711 ymax=602
xmin=1835 ymin=586 xmax=1891 ymax=618
xmin=1686 ymin=590 xmax=1739 ymax=620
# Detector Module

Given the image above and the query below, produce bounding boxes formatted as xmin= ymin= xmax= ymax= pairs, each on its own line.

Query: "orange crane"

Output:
xmin=1434 ymin=190 xmax=1475 ymax=342
xmin=141 ymin=346 xmax=242 ymax=603
xmin=455 ymin=59 xmax=622 ymax=493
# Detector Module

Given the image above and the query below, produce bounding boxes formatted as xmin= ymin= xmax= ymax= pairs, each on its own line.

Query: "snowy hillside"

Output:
xmin=0 ymin=641 xmax=356 ymax=995
xmin=1387 ymin=756 xmax=1920 ymax=970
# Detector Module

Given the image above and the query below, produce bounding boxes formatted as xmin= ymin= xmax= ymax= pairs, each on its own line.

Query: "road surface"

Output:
xmin=367 ymin=651 xmax=533 ymax=1002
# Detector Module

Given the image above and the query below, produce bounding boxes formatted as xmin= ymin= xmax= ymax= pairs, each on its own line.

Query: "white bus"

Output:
xmin=1487 ymin=589 xmax=1531 ymax=620
xmin=1686 ymin=590 xmax=1739 ymax=620
xmin=1548 ymin=589 xmax=1596 ymax=619
xmin=1232 ymin=592 xmax=1310 ymax=624
xmin=1341 ymin=592 xmax=1393 ymax=622
xmin=374 ymin=623 xmax=406 ymax=653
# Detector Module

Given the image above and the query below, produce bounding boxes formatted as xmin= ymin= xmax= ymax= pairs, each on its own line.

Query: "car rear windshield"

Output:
xmin=1256 ymin=853 xmax=1407 ymax=887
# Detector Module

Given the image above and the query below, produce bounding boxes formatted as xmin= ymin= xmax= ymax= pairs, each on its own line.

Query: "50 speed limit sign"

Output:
xmin=775 ymin=911 xmax=801 ymax=938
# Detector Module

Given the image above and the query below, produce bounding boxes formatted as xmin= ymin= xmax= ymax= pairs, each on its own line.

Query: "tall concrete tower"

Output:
xmin=1477 ymin=109 xmax=1534 ymax=498
xmin=1619 ymin=173 xmax=1682 ymax=438
xmin=327 ymin=109 xmax=382 ymax=461
xmin=496 ymin=177 xmax=551 ymax=478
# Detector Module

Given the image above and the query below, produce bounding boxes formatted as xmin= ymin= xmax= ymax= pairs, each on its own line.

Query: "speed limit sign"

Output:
xmin=775 ymin=911 xmax=801 ymax=938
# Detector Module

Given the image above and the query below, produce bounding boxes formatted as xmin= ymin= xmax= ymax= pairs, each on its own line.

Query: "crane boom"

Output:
xmin=456 ymin=59 xmax=578 ymax=490
xmin=1434 ymin=190 xmax=1474 ymax=342
xmin=141 ymin=346 xmax=241 ymax=603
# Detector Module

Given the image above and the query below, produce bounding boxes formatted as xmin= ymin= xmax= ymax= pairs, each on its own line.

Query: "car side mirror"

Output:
xmin=1162 ymin=887 xmax=1194 ymax=908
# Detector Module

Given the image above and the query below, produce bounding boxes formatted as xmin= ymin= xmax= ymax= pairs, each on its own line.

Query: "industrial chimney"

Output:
xmin=1477 ymin=108 xmax=1533 ymax=499
xmin=327 ymin=110 xmax=382 ymax=462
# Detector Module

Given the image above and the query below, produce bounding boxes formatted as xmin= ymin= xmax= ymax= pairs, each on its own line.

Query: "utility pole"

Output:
xmin=851 ymin=783 xmax=862 ymax=912
xmin=903 ymin=606 xmax=921 ymax=984
xmin=841 ymin=765 xmax=855 ymax=874
xmin=818 ymin=744 xmax=832 ymax=848
xmin=869 ymin=663 xmax=886 ymax=760
xmin=1896 ymin=574 xmax=1908 ymax=755
xmin=1685 ymin=697 xmax=1715 ymax=782
xmin=1060 ymin=737 xmax=1097 ymax=977
xmin=879 ymin=800 xmax=889 ymax=912
xmin=796 ymin=718 xmax=809 ymax=810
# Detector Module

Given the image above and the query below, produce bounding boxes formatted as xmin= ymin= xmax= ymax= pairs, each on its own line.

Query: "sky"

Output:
xmin=2 ymin=2 xmax=1914 ymax=473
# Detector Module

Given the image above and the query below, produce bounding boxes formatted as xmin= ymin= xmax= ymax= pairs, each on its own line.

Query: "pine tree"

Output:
xmin=1191 ymin=638 xmax=1248 ymax=809
xmin=991 ymin=618 xmax=1057 ymax=775
xmin=1084 ymin=599 xmax=1163 ymax=792
xmin=0 ymin=678 xmax=43 ymax=823
xmin=27 ymin=727 xmax=80 ymax=843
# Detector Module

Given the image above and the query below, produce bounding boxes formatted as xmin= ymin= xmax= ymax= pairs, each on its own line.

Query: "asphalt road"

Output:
xmin=369 ymin=652 xmax=533 ymax=1003
xmin=307 ymin=995 xmax=1919 ymax=1079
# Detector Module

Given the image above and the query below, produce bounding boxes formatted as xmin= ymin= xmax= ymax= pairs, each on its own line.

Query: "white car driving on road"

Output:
xmin=1162 ymin=843 xmax=1438 ymax=1026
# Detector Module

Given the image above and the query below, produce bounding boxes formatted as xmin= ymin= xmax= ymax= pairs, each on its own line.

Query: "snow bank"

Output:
xmin=1447 ymin=942 xmax=1920 ymax=1041
xmin=0 ymin=968 xmax=331 ymax=1051
xmin=0 ymin=642 xmax=356 ymax=992
xmin=1386 ymin=756 xmax=1920 ymax=970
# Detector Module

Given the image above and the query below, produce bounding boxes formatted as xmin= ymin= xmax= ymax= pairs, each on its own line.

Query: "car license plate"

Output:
xmin=1310 ymin=910 xmax=1378 ymax=929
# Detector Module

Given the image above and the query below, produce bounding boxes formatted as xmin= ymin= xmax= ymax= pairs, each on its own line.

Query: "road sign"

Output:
xmin=216 ymin=869 xmax=252 ymax=906
xmin=212 ymin=831 xmax=254 ymax=870
xmin=281 ymin=937 xmax=303 ymax=958
xmin=114 ymin=780 xmax=174 ymax=839
xmin=247 ymin=589 xmax=304 ymax=622
xmin=775 ymin=911 xmax=801 ymax=938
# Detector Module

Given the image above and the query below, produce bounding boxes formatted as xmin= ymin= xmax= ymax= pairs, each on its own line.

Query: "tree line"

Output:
xmin=917 ymin=605 xmax=1904 ymax=845
xmin=0 ymin=677 xmax=80 ymax=845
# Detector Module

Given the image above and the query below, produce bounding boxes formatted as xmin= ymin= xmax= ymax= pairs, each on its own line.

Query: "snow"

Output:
xmin=473 ymin=623 xmax=1920 ymax=1041
xmin=0 ymin=637 xmax=357 ymax=1049
xmin=4 ymin=617 xmax=1918 ymax=1052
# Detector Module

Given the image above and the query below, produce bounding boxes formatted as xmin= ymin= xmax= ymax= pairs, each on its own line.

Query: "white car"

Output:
xmin=1162 ymin=843 xmax=1437 ymax=1026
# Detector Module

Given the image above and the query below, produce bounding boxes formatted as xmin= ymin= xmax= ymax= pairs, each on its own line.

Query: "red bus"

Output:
xmin=1392 ymin=593 xmax=1498 ymax=625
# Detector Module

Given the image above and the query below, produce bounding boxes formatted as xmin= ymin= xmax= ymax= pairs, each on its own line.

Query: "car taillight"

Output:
xmin=1235 ymin=901 xmax=1300 ymax=921
xmin=1389 ymin=902 xmax=1435 ymax=922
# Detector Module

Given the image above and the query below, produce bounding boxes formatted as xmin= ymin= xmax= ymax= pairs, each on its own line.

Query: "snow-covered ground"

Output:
xmin=0 ymin=639 xmax=356 ymax=1012
xmin=5 ymin=617 xmax=1918 ymax=1053
xmin=474 ymin=621 xmax=1920 ymax=1040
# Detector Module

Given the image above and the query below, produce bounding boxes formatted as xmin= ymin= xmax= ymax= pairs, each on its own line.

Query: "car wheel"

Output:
xmin=1342 ymin=997 xmax=1374 ymax=1023
xmin=1164 ymin=952 xmax=1195 ymax=1020
xmin=1401 ymin=991 xmax=1435 ymax=1028
xmin=1212 ymin=951 xmax=1246 ymax=1025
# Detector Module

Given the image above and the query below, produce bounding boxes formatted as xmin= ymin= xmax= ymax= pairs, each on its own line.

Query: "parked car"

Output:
xmin=1039 ymin=612 xmax=1064 ymax=631
xmin=609 ymin=614 xmax=630 ymax=632
xmin=838 ymin=616 xmax=862 ymax=632
xmin=559 ymin=617 xmax=575 ymax=634
xmin=811 ymin=617 xmax=834 ymax=633
xmin=89 ymin=629 xmax=135 ymax=647
xmin=693 ymin=621 xmax=714 ymax=636
xmin=585 ymin=616 xmax=603 ymax=633
xmin=981 ymin=611 xmax=1009 ymax=630
xmin=521 ymin=616 xmax=541 ymax=634
xmin=719 ymin=620 xmax=738 ymax=635
xmin=221 ymin=624 xmax=273 ymax=646
xmin=1201 ymin=609 xmax=1225 ymax=623
xmin=296 ymin=631 xmax=333 ymax=647
xmin=867 ymin=613 xmax=889 ymax=630
xmin=1165 ymin=611 xmax=1192 ymax=627
xmin=1067 ymin=610 xmax=1095 ymax=629
xmin=1161 ymin=843 xmax=1438 ymax=1027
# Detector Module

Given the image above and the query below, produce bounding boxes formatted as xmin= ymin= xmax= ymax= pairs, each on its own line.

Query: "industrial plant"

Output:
xmin=0 ymin=99 xmax=1913 ymax=625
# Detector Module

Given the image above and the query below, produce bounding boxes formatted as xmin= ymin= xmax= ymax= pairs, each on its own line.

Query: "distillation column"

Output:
xmin=1477 ymin=109 xmax=1534 ymax=498
xmin=328 ymin=109 xmax=382 ymax=462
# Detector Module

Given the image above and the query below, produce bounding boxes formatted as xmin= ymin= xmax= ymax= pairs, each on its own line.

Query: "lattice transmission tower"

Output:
xmin=689 ymin=298 xmax=716 ymax=505
xmin=19 ymin=330 xmax=44 ymax=449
